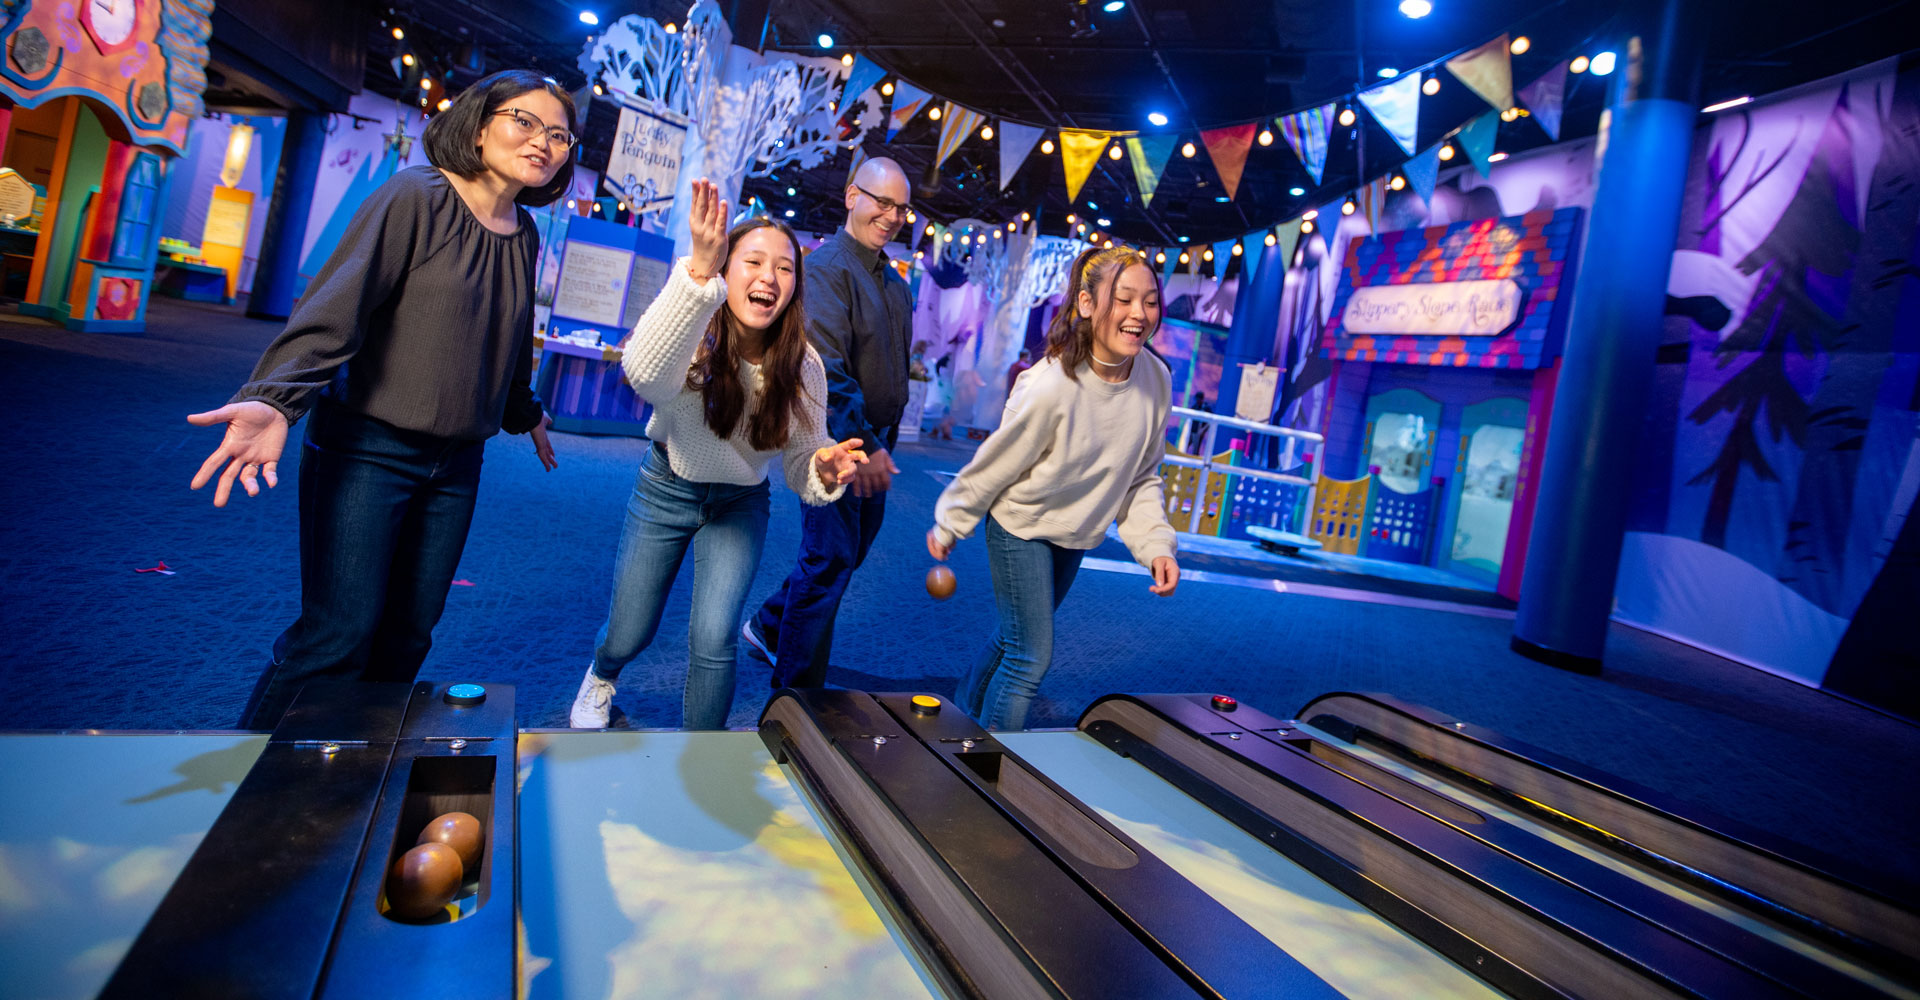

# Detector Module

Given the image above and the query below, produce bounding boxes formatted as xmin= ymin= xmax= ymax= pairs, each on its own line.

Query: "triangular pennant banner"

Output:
xmin=1315 ymin=197 xmax=1345 ymax=251
xmin=1211 ymin=239 xmax=1236 ymax=277
xmin=1359 ymin=176 xmax=1387 ymax=233
xmin=1058 ymin=130 xmax=1110 ymax=204
xmin=997 ymin=121 xmax=1045 ymax=190
xmin=936 ymin=103 xmax=987 ymax=168
xmin=1274 ymin=221 xmax=1301 ymax=272
xmin=1404 ymin=144 xmax=1441 ymax=204
xmin=1199 ymin=123 xmax=1257 ymax=201
xmin=1242 ymin=232 xmax=1265 ymax=286
xmin=837 ymin=54 xmax=888 ymax=123
xmin=1445 ymin=34 xmax=1515 ymax=114
xmin=1518 ymin=61 xmax=1569 ymax=142
xmin=1278 ymin=103 xmax=1336 ymax=185
xmin=1457 ymin=111 xmax=1500 ymax=177
xmin=886 ymin=81 xmax=933 ymax=142
xmin=1356 ymin=74 xmax=1423 ymax=156
xmin=930 ymin=221 xmax=949 ymax=262
xmin=1124 ymin=134 xmax=1179 ymax=207
xmin=1161 ymin=247 xmax=1178 ymax=285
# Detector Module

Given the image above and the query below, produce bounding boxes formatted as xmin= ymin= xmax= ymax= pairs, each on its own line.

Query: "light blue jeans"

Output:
xmin=954 ymin=515 xmax=1086 ymax=730
xmin=593 ymin=444 xmax=770 ymax=728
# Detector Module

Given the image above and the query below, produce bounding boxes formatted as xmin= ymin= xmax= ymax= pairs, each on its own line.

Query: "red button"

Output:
xmin=1211 ymin=695 xmax=1238 ymax=711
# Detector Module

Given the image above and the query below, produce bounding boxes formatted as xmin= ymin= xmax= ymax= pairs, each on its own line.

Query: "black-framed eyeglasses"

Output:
xmin=852 ymin=182 xmax=910 ymax=218
xmin=491 ymin=108 xmax=578 ymax=150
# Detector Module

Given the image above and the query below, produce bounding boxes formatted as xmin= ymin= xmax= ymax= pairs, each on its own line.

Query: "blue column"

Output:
xmin=1512 ymin=0 xmax=1700 ymax=671
xmin=246 ymin=110 xmax=326 ymax=322
xmin=1215 ymin=246 xmax=1286 ymax=420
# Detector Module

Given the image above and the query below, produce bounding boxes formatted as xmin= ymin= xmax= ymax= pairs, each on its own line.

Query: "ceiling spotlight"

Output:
xmin=1390 ymin=175 xmax=1406 ymax=191
xmin=840 ymin=53 xmax=853 ymax=66
xmin=1439 ymin=143 xmax=1456 ymax=161
xmin=1422 ymin=76 xmax=1440 ymax=95
xmin=1041 ymin=139 xmax=1055 ymax=154
xmin=1231 ymin=243 xmax=1243 ymax=256
xmin=1257 ymin=129 xmax=1273 ymax=146
xmin=1179 ymin=251 xmax=1190 ymax=263
xmin=1214 ymin=195 xmax=1230 ymax=203
xmin=1378 ymin=67 xmax=1398 ymax=78
xmin=1701 ymin=96 xmax=1752 ymax=113
xmin=981 ymin=125 xmax=994 ymax=140
xmin=928 ymin=106 xmax=942 ymax=121
xmin=1301 ymin=219 xmax=1314 ymax=233
xmin=1155 ymin=251 xmax=1166 ymax=264
xmin=392 ymin=26 xmax=405 ymax=39
xmin=1103 ymin=0 xmax=1126 ymax=11
xmin=1289 ymin=186 xmax=1306 ymax=196
xmin=1181 ymin=142 xmax=1196 ymax=158
xmin=881 ymin=81 xmax=894 ymax=96
xmin=786 ymin=186 xmax=797 ymax=196
xmin=1148 ymin=111 xmax=1168 ymax=127
xmin=1398 ymin=0 xmax=1432 ymax=17
xmin=1341 ymin=200 xmax=1355 ymax=215
xmin=578 ymin=10 xmax=599 ymax=25
xmin=1097 ymin=218 xmax=1112 ymax=227
xmin=1570 ymin=55 xmax=1590 ymax=74
xmin=1108 ymin=144 xmax=1122 ymax=159
xmin=817 ymin=33 xmax=835 ymax=48
xmin=1302 ymin=209 xmax=1319 ymax=220
xmin=1338 ymin=107 xmax=1356 ymax=127
xmin=1264 ymin=232 xmax=1277 ymax=246
xmin=1177 ymin=235 xmax=1189 ymax=242
xmin=1488 ymin=151 xmax=1509 ymax=162
xmin=1510 ymin=36 xmax=1530 ymax=55
xmin=1590 ymin=51 xmax=1617 ymax=76
xmin=1086 ymin=201 xmax=1098 ymax=210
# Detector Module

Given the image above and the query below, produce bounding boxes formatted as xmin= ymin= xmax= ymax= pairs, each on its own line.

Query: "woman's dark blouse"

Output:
xmin=232 ymin=166 xmax=545 ymax=440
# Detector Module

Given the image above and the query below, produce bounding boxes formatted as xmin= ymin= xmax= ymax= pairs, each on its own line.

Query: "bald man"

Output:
xmin=743 ymin=156 xmax=914 ymax=687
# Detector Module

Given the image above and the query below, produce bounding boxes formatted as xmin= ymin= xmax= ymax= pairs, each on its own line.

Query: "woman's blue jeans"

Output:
xmin=954 ymin=515 xmax=1086 ymax=730
xmin=240 ymin=400 xmax=484 ymax=729
xmin=592 ymin=444 xmax=770 ymax=729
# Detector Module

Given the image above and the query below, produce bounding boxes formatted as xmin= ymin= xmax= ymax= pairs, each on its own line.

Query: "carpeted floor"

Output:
xmin=2 ymin=297 xmax=1915 ymax=886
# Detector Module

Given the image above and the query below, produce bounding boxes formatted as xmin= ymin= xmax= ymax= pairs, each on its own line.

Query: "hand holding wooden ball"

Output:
xmin=387 ymin=842 xmax=463 ymax=919
xmin=926 ymin=564 xmax=956 ymax=600
xmin=418 ymin=811 xmax=484 ymax=872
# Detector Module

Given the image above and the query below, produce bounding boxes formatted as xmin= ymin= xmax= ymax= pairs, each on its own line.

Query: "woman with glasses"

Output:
xmin=569 ymin=180 xmax=867 ymax=729
xmin=927 ymin=245 xmax=1182 ymax=730
xmin=189 ymin=70 xmax=577 ymax=728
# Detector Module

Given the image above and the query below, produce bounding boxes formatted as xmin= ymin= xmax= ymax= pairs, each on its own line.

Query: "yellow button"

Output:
xmin=910 ymin=694 xmax=942 ymax=714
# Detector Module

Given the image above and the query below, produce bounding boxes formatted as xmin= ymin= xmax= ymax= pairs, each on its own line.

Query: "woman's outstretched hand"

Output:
xmin=814 ymin=437 xmax=867 ymax=488
xmin=187 ymin=400 xmax=290 ymax=507
xmin=686 ymin=178 xmax=729 ymax=283
xmin=530 ymin=413 xmax=558 ymax=471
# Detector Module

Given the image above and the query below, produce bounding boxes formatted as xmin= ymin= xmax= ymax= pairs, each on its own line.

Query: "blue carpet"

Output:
xmin=1 ymin=299 xmax=1915 ymax=886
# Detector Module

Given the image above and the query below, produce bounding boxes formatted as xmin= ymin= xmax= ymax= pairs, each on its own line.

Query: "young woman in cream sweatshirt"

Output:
xmin=572 ymin=180 xmax=865 ymax=728
xmin=927 ymin=246 xmax=1182 ymax=729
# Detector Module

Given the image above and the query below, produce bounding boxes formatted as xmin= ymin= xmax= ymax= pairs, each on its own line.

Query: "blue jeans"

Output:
xmin=240 ymin=401 xmax=485 ymax=729
xmin=753 ymin=488 xmax=886 ymax=688
xmin=593 ymin=444 xmax=770 ymax=729
xmin=955 ymin=515 xmax=1086 ymax=730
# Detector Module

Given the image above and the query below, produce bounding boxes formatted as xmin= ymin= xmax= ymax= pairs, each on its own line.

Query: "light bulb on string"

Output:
xmin=392 ymin=26 xmax=405 ymax=39
xmin=1179 ymin=251 xmax=1190 ymax=264
xmin=881 ymin=81 xmax=894 ymax=96
xmin=1389 ymin=175 xmax=1406 ymax=191
xmin=1422 ymin=75 xmax=1439 ymax=95
xmin=1041 ymin=139 xmax=1055 ymax=154
xmin=1155 ymin=251 xmax=1166 ymax=264
xmin=1203 ymin=248 xmax=1214 ymax=261
xmin=840 ymin=53 xmax=853 ymax=66
xmin=1020 ymin=211 xmax=1032 ymax=221
xmin=401 ymin=53 xmax=415 ymax=67
xmin=1338 ymin=107 xmax=1356 ymax=127
xmin=924 ymin=223 xmax=934 ymax=236
xmin=1108 ymin=144 xmax=1122 ymax=159
xmin=1181 ymin=142 xmax=1196 ymax=158
xmin=1570 ymin=55 xmax=1590 ymax=74
xmin=1341 ymin=200 xmax=1355 ymax=215
xmin=1302 ymin=209 xmax=1319 ymax=220
xmin=1264 ymin=232 xmax=1277 ymax=247
xmin=1231 ymin=243 xmax=1243 ymax=256
xmin=928 ymin=106 xmax=941 ymax=121
xmin=1510 ymin=36 xmax=1530 ymax=55
xmin=942 ymin=231 xmax=953 ymax=242
xmin=1066 ymin=213 xmax=1076 ymax=223
xmin=592 ymin=83 xmax=604 ymax=95
xmin=1257 ymin=129 xmax=1273 ymax=146
xmin=981 ymin=125 xmax=994 ymax=140
xmin=1438 ymin=144 xmax=1455 ymax=161
xmin=1301 ymin=219 xmax=1314 ymax=233
xmin=664 ymin=22 xmax=677 ymax=34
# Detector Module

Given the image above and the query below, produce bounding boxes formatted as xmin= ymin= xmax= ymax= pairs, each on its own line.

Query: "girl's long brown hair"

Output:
xmin=685 ymin=218 xmax=816 ymax=450
xmin=1043 ymin=245 xmax=1162 ymax=381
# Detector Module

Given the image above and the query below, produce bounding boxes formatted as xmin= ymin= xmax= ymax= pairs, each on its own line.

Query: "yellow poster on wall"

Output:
xmin=201 ymin=186 xmax=252 ymax=300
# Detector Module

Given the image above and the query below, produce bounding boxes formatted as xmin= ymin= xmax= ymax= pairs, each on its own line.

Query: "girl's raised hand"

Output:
xmin=686 ymin=178 xmax=729 ymax=283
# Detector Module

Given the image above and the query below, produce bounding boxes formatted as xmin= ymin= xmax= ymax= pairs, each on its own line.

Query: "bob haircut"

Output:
xmin=422 ymin=69 xmax=577 ymax=207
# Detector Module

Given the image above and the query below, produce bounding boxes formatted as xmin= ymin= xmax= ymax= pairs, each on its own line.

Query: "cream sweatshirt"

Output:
xmin=620 ymin=259 xmax=844 ymax=506
xmin=932 ymin=354 xmax=1178 ymax=566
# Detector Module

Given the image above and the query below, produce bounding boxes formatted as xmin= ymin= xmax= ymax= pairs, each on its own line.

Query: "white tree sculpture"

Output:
xmin=754 ymin=55 xmax=875 ymax=178
xmin=945 ymin=225 xmax=1088 ymax=427
xmin=580 ymin=14 xmax=685 ymax=110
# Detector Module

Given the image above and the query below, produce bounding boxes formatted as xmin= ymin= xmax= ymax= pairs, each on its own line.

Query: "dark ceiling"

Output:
xmin=350 ymin=0 xmax=1917 ymax=254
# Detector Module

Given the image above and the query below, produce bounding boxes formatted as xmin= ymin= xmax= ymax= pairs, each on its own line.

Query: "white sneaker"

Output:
xmin=569 ymin=666 xmax=616 ymax=728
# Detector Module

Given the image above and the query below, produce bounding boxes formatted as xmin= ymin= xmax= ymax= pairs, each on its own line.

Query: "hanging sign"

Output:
xmin=1343 ymin=279 xmax=1524 ymax=336
xmin=604 ymin=103 xmax=688 ymax=212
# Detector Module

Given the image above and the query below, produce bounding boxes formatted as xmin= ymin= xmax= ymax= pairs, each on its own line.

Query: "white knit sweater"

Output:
xmin=620 ymin=259 xmax=843 ymax=506
xmin=932 ymin=354 xmax=1178 ymax=566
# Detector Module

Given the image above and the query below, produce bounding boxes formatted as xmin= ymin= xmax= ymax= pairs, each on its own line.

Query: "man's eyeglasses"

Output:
xmin=491 ymin=108 xmax=578 ymax=151
xmin=853 ymin=183 xmax=910 ymax=219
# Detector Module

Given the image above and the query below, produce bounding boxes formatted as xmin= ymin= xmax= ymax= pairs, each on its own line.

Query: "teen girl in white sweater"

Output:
xmin=928 ymin=245 xmax=1181 ymax=729
xmin=572 ymin=180 xmax=865 ymax=728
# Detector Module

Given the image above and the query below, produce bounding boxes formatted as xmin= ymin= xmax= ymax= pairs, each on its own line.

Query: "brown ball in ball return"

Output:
xmin=387 ymin=842 xmax=463 ymax=919
xmin=926 ymin=564 xmax=956 ymax=600
xmin=417 ymin=811 xmax=484 ymax=872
